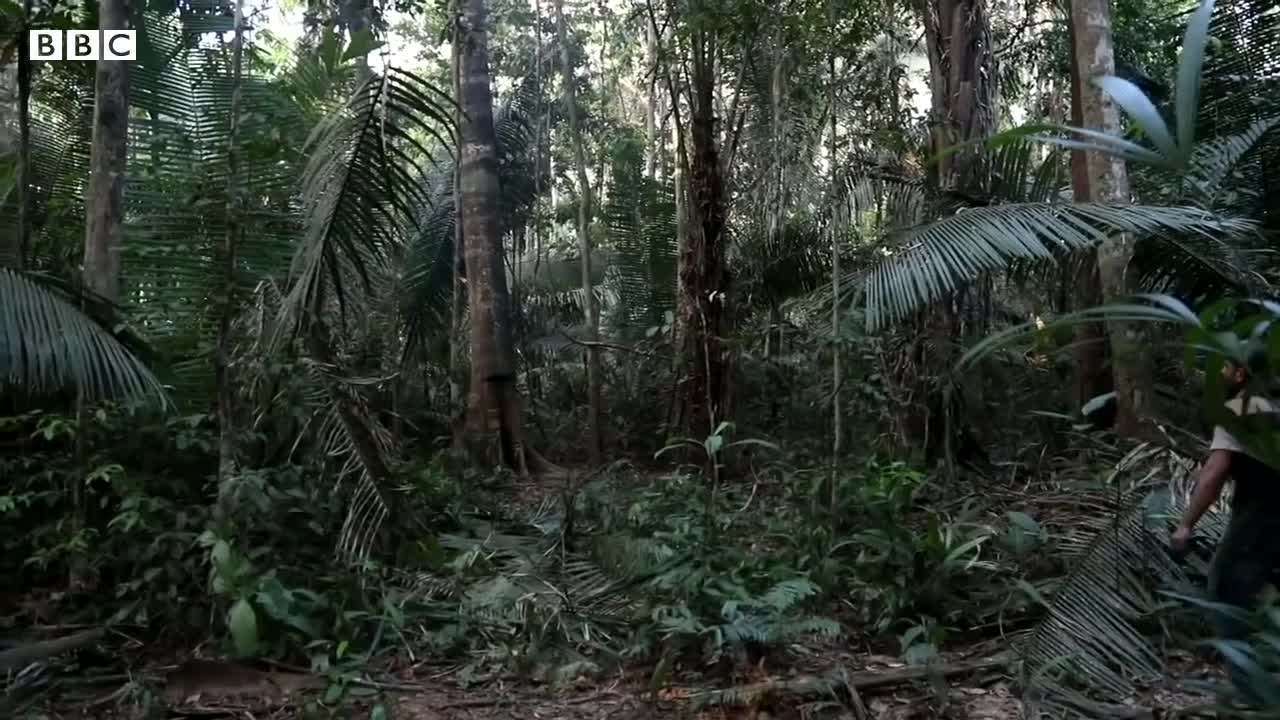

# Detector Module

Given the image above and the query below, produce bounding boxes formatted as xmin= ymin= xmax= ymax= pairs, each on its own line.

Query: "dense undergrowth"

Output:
xmin=0 ymin=373 xmax=1053 ymax=680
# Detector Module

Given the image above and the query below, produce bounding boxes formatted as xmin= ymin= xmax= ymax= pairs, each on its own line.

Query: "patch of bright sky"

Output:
xmin=242 ymin=0 xmax=932 ymax=115
xmin=245 ymin=0 xmax=433 ymax=71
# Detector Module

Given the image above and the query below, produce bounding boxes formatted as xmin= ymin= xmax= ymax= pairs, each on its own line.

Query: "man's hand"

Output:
xmin=1170 ymin=525 xmax=1194 ymax=557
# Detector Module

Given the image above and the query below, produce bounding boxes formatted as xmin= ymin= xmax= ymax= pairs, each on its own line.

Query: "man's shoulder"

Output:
xmin=1224 ymin=395 xmax=1278 ymax=416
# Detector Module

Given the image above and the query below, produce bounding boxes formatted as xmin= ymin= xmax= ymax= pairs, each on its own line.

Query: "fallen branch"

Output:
xmin=559 ymin=331 xmax=658 ymax=357
xmin=0 ymin=627 xmax=105 ymax=671
xmin=690 ymin=652 xmax=1011 ymax=706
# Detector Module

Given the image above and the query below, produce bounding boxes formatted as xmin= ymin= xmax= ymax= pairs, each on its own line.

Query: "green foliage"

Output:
xmin=0 ymin=269 xmax=168 ymax=404
xmin=602 ymin=132 xmax=678 ymax=333
xmin=835 ymin=460 xmax=1002 ymax=633
xmin=1189 ymin=595 xmax=1280 ymax=715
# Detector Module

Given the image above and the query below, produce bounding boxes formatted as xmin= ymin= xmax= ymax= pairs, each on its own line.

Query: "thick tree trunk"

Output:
xmin=459 ymin=0 xmax=529 ymax=472
xmin=72 ymin=0 xmax=130 ymax=591
xmin=915 ymin=0 xmax=996 ymax=465
xmin=919 ymin=0 xmax=996 ymax=192
xmin=214 ymin=0 xmax=247 ymax=521
xmin=554 ymin=0 xmax=603 ymax=464
xmin=1066 ymin=12 xmax=1111 ymax=411
xmin=1070 ymin=0 xmax=1151 ymax=436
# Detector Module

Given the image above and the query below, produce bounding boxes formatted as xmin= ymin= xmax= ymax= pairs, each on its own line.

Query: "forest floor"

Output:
xmin=4 ymin=467 xmax=1231 ymax=718
xmin=14 ymin=636 xmax=1226 ymax=719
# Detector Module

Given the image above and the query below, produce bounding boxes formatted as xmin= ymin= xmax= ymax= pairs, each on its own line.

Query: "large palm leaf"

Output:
xmin=603 ymin=133 xmax=679 ymax=332
xmin=1 ymin=268 xmax=168 ymax=405
xmin=859 ymin=203 xmax=1255 ymax=332
xmin=1020 ymin=444 xmax=1219 ymax=717
xmin=282 ymin=66 xmax=453 ymax=333
xmin=125 ymin=10 xmax=306 ymax=403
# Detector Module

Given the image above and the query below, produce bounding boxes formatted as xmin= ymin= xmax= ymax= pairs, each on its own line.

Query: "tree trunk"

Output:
xmin=919 ymin=0 xmax=996 ymax=193
xmin=10 ymin=0 xmax=31 ymax=269
xmin=828 ymin=19 xmax=841 ymax=508
xmin=677 ymin=27 xmax=728 ymax=440
xmin=1066 ymin=10 xmax=1111 ymax=411
xmin=553 ymin=0 xmax=602 ymax=464
xmin=214 ymin=0 xmax=247 ymax=522
xmin=449 ymin=13 xmax=466 ymax=450
xmin=460 ymin=0 xmax=529 ymax=472
xmin=644 ymin=19 xmax=657 ymax=180
xmin=73 ymin=0 xmax=130 ymax=591
xmin=915 ymin=0 xmax=996 ymax=465
xmin=84 ymin=0 xmax=130 ymax=304
xmin=665 ymin=115 xmax=688 ymax=433
xmin=1070 ymin=0 xmax=1151 ymax=436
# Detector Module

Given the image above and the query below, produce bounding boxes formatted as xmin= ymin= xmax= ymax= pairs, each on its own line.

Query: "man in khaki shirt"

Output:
xmin=1171 ymin=354 xmax=1280 ymax=695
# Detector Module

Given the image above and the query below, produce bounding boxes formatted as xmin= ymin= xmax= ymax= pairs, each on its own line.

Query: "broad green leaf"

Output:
xmin=1176 ymin=0 xmax=1218 ymax=153
xmin=704 ymin=434 xmax=724 ymax=456
xmin=1096 ymin=76 xmax=1177 ymax=159
xmin=228 ymin=598 xmax=259 ymax=657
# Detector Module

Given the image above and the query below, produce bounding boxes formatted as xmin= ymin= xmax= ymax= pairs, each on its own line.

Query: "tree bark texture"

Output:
xmin=74 ymin=0 xmax=130 ymax=591
xmin=84 ymin=0 xmax=130 ymax=304
xmin=1066 ymin=10 xmax=1111 ymax=411
xmin=460 ymin=0 xmax=528 ymax=470
xmin=919 ymin=0 xmax=997 ymax=192
xmin=913 ymin=0 xmax=996 ymax=465
xmin=1070 ymin=0 xmax=1152 ymax=436
xmin=677 ymin=28 xmax=729 ymax=439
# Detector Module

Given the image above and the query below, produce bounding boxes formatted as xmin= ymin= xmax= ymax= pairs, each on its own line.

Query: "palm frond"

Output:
xmin=1184 ymin=114 xmax=1280 ymax=209
xmin=123 ymin=11 xmax=305 ymax=405
xmin=861 ymin=203 xmax=1255 ymax=332
xmin=1020 ymin=444 xmax=1223 ymax=717
xmin=603 ymin=147 xmax=679 ymax=332
xmin=1 ymin=269 xmax=169 ymax=405
xmin=283 ymin=66 xmax=453 ymax=332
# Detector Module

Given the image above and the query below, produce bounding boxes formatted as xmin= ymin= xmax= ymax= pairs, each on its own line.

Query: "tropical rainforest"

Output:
xmin=1 ymin=0 xmax=1279 ymax=716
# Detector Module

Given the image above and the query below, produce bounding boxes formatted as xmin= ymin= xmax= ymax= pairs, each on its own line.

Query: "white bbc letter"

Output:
xmin=29 ymin=30 xmax=61 ymax=61
xmin=102 ymin=30 xmax=137 ymax=60
xmin=67 ymin=30 xmax=99 ymax=61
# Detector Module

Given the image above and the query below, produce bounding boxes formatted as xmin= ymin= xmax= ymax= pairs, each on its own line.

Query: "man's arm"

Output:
xmin=1178 ymin=449 xmax=1233 ymax=534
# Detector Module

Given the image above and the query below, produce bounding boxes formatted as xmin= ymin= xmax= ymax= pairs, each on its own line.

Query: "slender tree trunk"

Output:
xmin=1070 ymin=0 xmax=1151 ymax=436
xmin=553 ymin=0 xmax=602 ymax=464
xmin=828 ymin=23 xmax=841 ymax=509
xmin=449 ymin=11 xmax=466 ymax=449
xmin=460 ymin=0 xmax=529 ymax=473
xmin=1066 ymin=10 xmax=1110 ymax=411
xmin=645 ymin=20 xmax=657 ymax=180
xmin=214 ymin=0 xmax=247 ymax=522
xmin=75 ymin=0 xmax=131 ymax=590
xmin=677 ymin=26 xmax=728 ymax=441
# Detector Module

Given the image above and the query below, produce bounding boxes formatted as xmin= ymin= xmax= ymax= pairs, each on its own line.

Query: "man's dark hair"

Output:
xmin=1227 ymin=344 xmax=1272 ymax=384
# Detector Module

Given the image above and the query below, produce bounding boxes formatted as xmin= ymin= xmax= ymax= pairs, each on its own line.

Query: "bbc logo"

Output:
xmin=29 ymin=30 xmax=137 ymax=61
